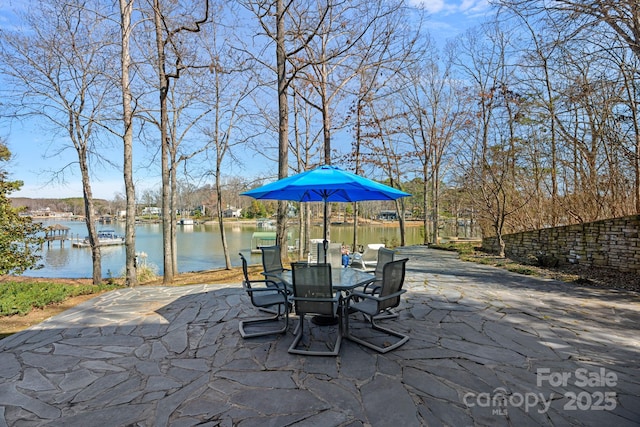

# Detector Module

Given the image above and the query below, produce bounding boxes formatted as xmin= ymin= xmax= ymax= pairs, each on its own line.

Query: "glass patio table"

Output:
xmin=275 ymin=266 xmax=376 ymax=325
xmin=276 ymin=266 xmax=376 ymax=293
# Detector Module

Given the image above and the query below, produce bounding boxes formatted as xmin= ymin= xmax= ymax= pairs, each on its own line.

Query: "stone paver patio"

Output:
xmin=1 ymin=246 xmax=639 ymax=426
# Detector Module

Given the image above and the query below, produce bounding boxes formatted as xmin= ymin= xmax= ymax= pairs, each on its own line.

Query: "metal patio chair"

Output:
xmin=344 ymin=258 xmax=409 ymax=353
xmin=317 ymin=242 xmax=343 ymax=269
xmin=361 ymin=247 xmax=395 ymax=293
xmin=261 ymin=245 xmax=288 ymax=276
xmin=238 ymin=253 xmax=289 ymax=338
xmin=350 ymin=243 xmax=385 ymax=270
xmin=288 ymin=262 xmax=342 ymax=356
xmin=260 ymin=245 xmax=290 ymax=291
xmin=358 ymin=247 xmax=402 ymax=320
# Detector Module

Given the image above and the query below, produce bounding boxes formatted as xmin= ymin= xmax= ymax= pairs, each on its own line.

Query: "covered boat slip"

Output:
xmin=250 ymin=231 xmax=298 ymax=253
xmin=250 ymin=231 xmax=277 ymax=253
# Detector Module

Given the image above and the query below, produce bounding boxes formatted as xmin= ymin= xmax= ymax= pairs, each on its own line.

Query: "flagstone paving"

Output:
xmin=1 ymin=246 xmax=639 ymax=426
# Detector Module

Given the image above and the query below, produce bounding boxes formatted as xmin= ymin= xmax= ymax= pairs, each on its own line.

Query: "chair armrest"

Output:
xmin=254 ymin=276 xmax=291 ymax=292
xmin=360 ymin=280 xmax=380 ymax=294
xmin=244 ymin=280 xmax=289 ymax=296
xmin=245 ymin=278 xmax=282 ymax=287
xmin=262 ymin=268 xmax=290 ymax=276
xmin=349 ymin=289 xmax=406 ymax=303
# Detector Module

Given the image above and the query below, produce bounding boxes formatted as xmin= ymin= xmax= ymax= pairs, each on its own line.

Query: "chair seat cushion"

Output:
xmin=348 ymin=299 xmax=378 ymax=316
xmin=254 ymin=292 xmax=286 ymax=307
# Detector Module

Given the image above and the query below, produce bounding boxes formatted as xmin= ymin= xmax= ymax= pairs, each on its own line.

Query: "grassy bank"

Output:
xmin=0 ymin=281 xmax=122 ymax=317
xmin=0 ymin=265 xmax=260 ymax=339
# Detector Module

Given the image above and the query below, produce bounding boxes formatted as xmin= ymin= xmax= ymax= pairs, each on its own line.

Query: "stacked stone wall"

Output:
xmin=482 ymin=215 xmax=640 ymax=274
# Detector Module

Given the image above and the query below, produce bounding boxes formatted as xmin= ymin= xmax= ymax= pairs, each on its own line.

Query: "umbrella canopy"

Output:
xmin=241 ymin=165 xmax=411 ymax=260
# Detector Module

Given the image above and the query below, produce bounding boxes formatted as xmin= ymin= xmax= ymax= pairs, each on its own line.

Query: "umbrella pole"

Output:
xmin=323 ymin=199 xmax=328 ymax=263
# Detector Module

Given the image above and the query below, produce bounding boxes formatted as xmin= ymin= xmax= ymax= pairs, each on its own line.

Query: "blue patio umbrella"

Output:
xmin=241 ymin=165 xmax=411 ymax=261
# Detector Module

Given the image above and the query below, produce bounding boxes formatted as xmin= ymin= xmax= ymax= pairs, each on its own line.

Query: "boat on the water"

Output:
xmin=72 ymin=229 xmax=125 ymax=247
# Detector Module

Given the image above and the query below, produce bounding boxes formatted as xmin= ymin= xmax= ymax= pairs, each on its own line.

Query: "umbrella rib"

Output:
xmin=313 ymin=189 xmax=338 ymax=200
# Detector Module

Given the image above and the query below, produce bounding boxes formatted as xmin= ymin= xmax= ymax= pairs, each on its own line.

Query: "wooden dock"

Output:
xmin=44 ymin=224 xmax=70 ymax=248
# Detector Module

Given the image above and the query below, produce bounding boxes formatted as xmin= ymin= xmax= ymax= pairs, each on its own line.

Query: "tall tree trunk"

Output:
xmin=423 ymin=162 xmax=430 ymax=245
xmin=432 ymin=163 xmax=439 ymax=244
xmin=153 ymin=0 xmax=174 ymax=283
xmin=275 ymin=0 xmax=289 ymax=263
xmin=79 ymin=154 xmax=101 ymax=284
xmin=397 ymin=199 xmax=406 ymax=247
xmin=216 ymin=169 xmax=232 ymax=269
xmin=170 ymin=154 xmax=178 ymax=274
xmin=352 ymin=98 xmax=363 ymax=253
xmin=321 ymin=78 xmax=332 ymax=244
xmin=120 ymin=0 xmax=137 ymax=286
xmin=636 ymin=130 xmax=640 ymax=213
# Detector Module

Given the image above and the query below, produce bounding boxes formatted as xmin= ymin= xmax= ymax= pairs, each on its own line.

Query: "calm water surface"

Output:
xmin=27 ymin=220 xmax=426 ymax=278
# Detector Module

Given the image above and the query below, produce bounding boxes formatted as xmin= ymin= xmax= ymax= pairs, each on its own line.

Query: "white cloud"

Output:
xmin=408 ymin=0 xmax=491 ymax=16
xmin=460 ymin=0 xmax=491 ymax=15
xmin=410 ymin=0 xmax=447 ymax=14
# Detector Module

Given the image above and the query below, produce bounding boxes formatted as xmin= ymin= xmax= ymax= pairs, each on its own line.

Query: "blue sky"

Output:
xmin=3 ymin=0 xmax=492 ymax=200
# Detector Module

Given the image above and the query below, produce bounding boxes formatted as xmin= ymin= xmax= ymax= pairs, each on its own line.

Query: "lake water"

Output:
xmin=27 ymin=220 xmax=428 ymax=278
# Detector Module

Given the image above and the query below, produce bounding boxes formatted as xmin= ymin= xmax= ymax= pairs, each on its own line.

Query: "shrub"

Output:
xmin=0 ymin=281 xmax=120 ymax=317
xmin=121 ymin=262 xmax=158 ymax=283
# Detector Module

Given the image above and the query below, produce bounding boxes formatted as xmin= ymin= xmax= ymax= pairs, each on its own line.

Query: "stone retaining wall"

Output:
xmin=482 ymin=215 xmax=640 ymax=273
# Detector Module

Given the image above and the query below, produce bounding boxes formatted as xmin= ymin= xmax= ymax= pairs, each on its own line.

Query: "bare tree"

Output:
xmin=453 ymin=23 xmax=533 ymax=257
xmin=145 ymin=0 xmax=209 ymax=283
xmin=495 ymin=0 xmax=640 ymax=63
xmin=291 ymin=0 xmax=411 ymax=247
xmin=358 ymin=95 xmax=412 ymax=246
xmin=610 ymin=50 xmax=640 ymax=212
xmin=398 ymin=40 xmax=466 ymax=245
xmin=289 ymin=84 xmax=323 ymax=258
xmin=502 ymin=8 xmax=564 ymax=227
xmin=200 ymin=9 xmax=255 ymax=269
xmin=0 ymin=0 xmax=118 ymax=284
xmin=119 ymin=0 xmax=137 ymax=286
xmin=242 ymin=0 xmax=330 ymax=263
xmin=496 ymin=0 xmax=640 ymax=219
xmin=292 ymin=0 xmax=400 ymax=163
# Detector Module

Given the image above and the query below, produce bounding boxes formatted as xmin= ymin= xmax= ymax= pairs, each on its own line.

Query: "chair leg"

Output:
xmin=258 ymin=306 xmax=279 ymax=315
xmin=358 ymin=308 xmax=398 ymax=323
xmin=288 ymin=313 xmax=342 ymax=356
xmin=372 ymin=308 xmax=399 ymax=320
xmin=344 ymin=312 xmax=408 ymax=354
xmin=239 ymin=306 xmax=288 ymax=338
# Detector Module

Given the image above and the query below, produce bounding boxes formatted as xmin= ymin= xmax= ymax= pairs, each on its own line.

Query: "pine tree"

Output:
xmin=0 ymin=142 xmax=44 ymax=275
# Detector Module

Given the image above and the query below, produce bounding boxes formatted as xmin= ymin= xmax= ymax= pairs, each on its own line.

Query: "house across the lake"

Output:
xmin=142 ymin=206 xmax=162 ymax=216
xmin=223 ymin=207 xmax=242 ymax=218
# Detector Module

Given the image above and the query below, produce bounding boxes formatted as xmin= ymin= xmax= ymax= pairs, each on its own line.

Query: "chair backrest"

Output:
xmin=239 ymin=252 xmax=251 ymax=283
xmin=291 ymin=262 xmax=334 ymax=315
xmin=239 ymin=252 xmax=259 ymax=305
xmin=312 ymin=242 xmax=324 ymax=264
xmin=378 ymin=258 xmax=408 ymax=311
xmin=261 ymin=245 xmax=284 ymax=274
xmin=374 ymin=247 xmax=395 ymax=278
xmin=328 ymin=243 xmax=343 ymax=269
xmin=362 ymin=243 xmax=385 ymax=262
xmin=317 ymin=242 xmax=343 ymax=268
xmin=308 ymin=239 xmax=325 ymax=263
